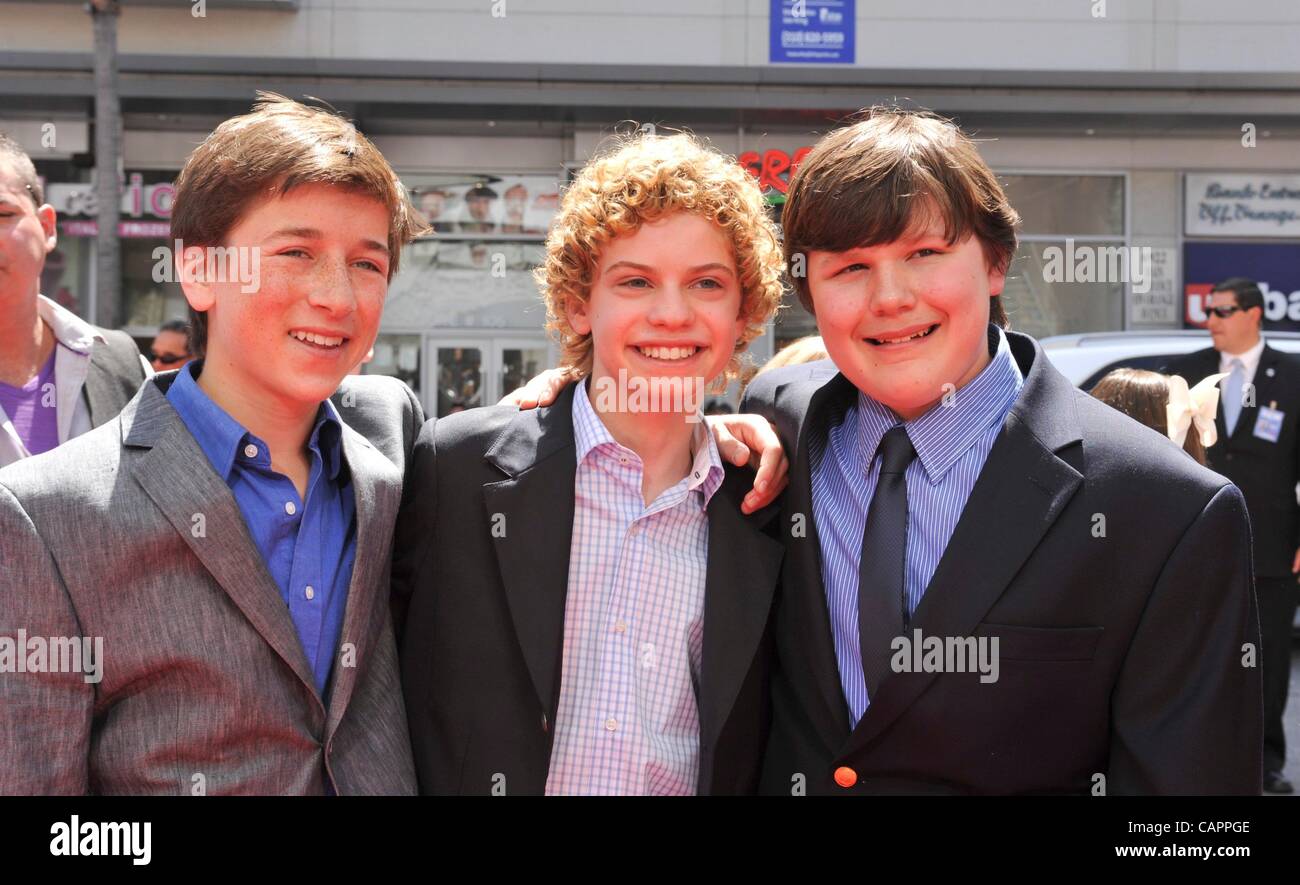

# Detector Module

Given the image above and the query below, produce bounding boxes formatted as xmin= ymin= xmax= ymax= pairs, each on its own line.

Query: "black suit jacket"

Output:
xmin=393 ymin=383 xmax=785 ymax=794
xmin=742 ymin=331 xmax=1262 ymax=795
xmin=1164 ymin=345 xmax=1300 ymax=578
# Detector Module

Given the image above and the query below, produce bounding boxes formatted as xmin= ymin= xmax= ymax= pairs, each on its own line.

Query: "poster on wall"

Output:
xmin=1183 ymin=241 xmax=1300 ymax=332
xmin=1184 ymin=173 xmax=1300 ymax=238
xmin=405 ymin=175 xmax=560 ymax=236
xmin=770 ymin=0 xmax=855 ymax=64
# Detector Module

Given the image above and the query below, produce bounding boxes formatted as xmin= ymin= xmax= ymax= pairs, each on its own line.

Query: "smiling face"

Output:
xmin=0 ymin=156 xmax=56 ymax=308
xmin=180 ymin=182 xmax=391 ymax=411
xmin=809 ymin=224 xmax=1007 ymax=421
xmin=565 ymin=212 xmax=744 ymax=402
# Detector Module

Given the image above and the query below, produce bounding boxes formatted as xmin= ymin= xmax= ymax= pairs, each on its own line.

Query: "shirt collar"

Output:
xmin=572 ymin=377 xmax=725 ymax=505
xmin=166 ymin=361 xmax=345 ymax=482
xmin=36 ymin=294 xmax=103 ymax=355
xmin=853 ymin=325 xmax=1024 ymax=484
xmin=1219 ymin=336 xmax=1266 ymax=374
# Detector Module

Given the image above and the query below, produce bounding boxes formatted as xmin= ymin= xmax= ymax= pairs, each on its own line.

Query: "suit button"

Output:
xmin=541 ymin=713 xmax=549 ymax=733
xmin=834 ymin=766 xmax=857 ymax=788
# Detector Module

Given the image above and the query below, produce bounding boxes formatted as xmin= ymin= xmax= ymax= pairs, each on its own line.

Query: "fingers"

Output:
xmin=499 ymin=368 xmax=572 ymax=410
xmin=708 ymin=417 xmax=751 ymax=467
xmin=743 ymin=450 xmax=789 ymax=513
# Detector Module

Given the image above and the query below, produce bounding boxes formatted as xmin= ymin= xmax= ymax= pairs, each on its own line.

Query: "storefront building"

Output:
xmin=3 ymin=1 xmax=1298 ymax=414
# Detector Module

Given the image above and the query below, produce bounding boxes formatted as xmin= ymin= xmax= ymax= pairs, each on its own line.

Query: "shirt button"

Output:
xmin=243 ymin=444 xmax=258 ymax=459
xmin=604 ymin=718 xmax=618 ymax=732
xmin=694 ymin=470 xmax=701 ymax=479
xmin=285 ymin=501 xmax=297 ymax=516
xmin=614 ymin=620 xmax=627 ymax=634
xmin=305 ymin=585 xmax=315 ymax=600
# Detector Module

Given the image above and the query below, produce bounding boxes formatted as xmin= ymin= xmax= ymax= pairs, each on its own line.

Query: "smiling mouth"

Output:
xmin=866 ymin=324 xmax=938 ymax=346
xmin=634 ymin=345 xmax=700 ymax=361
xmin=288 ymin=330 xmax=348 ymax=349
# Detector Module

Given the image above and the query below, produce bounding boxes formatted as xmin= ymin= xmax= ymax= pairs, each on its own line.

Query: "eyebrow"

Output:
xmin=604 ymin=260 xmax=735 ymax=276
xmin=266 ymin=227 xmax=390 ymax=255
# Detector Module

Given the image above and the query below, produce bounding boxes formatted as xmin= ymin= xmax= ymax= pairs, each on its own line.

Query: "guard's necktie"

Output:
xmin=857 ymin=425 xmax=917 ymax=705
xmin=1222 ymin=359 xmax=1245 ymax=437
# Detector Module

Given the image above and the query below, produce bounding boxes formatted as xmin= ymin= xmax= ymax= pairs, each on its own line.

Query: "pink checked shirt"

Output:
xmin=543 ymin=380 xmax=726 ymax=795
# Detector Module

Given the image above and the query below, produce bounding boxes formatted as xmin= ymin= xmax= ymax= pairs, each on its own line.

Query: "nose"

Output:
xmin=304 ymin=254 xmax=358 ymax=318
xmin=866 ymin=261 xmax=916 ymax=315
xmin=646 ymin=283 xmax=693 ymax=328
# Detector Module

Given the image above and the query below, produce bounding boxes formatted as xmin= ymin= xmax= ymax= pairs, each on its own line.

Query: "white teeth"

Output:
xmin=637 ymin=345 xmax=697 ymax=360
xmin=290 ymin=330 xmax=344 ymax=347
xmin=874 ymin=327 xmax=931 ymax=344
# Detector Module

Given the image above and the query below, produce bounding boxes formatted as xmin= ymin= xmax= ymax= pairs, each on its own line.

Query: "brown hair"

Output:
xmin=170 ymin=92 xmax=428 ymax=356
xmin=1090 ymin=368 xmax=1206 ymax=465
xmin=781 ymin=106 xmax=1020 ymax=327
xmin=537 ymin=131 xmax=784 ymax=385
xmin=0 ymin=131 xmax=43 ymax=207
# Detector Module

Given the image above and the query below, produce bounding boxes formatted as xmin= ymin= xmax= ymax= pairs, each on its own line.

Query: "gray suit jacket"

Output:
xmin=0 ymin=371 xmax=423 ymax=795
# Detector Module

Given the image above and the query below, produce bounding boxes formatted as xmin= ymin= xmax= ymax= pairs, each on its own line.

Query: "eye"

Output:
xmin=693 ymin=277 xmax=724 ymax=289
xmin=834 ymin=262 xmax=868 ymax=276
xmin=620 ymin=277 xmax=652 ymax=289
xmin=912 ymin=248 xmax=941 ymax=258
xmin=280 ymin=248 xmax=310 ymax=258
xmin=354 ymin=258 xmax=385 ymax=273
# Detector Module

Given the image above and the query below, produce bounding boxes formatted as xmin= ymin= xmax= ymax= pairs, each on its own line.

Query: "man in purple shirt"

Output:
xmin=0 ymin=132 xmax=149 ymax=467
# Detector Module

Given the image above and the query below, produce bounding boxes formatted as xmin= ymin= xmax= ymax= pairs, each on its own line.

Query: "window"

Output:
xmin=999 ymin=174 xmax=1127 ymax=339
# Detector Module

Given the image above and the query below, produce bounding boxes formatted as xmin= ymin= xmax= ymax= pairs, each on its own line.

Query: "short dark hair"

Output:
xmin=1211 ymin=277 xmax=1264 ymax=326
xmin=157 ymin=318 xmax=193 ymax=354
xmin=781 ymin=107 xmax=1020 ymax=328
xmin=0 ymin=131 xmax=43 ymax=208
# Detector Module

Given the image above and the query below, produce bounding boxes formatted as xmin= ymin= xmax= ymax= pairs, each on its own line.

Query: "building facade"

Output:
xmin=3 ymin=0 xmax=1299 ymax=414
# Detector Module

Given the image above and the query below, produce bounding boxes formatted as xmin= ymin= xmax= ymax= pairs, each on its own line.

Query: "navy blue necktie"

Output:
xmin=858 ymin=425 xmax=916 ymax=703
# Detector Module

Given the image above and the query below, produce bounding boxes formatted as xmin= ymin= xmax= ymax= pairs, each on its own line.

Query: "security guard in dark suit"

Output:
xmin=1166 ymin=277 xmax=1300 ymax=794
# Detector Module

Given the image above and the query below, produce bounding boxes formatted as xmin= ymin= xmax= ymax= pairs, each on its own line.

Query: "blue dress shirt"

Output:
xmin=167 ymin=363 xmax=357 ymax=698
xmin=811 ymin=326 xmax=1024 ymax=725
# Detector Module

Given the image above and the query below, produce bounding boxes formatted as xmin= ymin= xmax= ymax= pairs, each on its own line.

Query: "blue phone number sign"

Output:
xmin=770 ymin=0 xmax=855 ymax=64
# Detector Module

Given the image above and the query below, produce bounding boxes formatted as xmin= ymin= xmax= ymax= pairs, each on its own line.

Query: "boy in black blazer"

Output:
xmin=742 ymin=107 xmax=1262 ymax=795
xmin=394 ymin=133 xmax=786 ymax=795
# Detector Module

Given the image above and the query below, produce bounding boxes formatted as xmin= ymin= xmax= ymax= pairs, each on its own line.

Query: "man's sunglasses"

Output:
xmin=149 ymin=351 xmax=188 ymax=366
xmin=1204 ymin=305 xmax=1245 ymax=319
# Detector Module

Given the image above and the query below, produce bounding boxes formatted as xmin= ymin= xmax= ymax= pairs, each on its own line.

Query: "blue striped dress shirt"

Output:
xmin=166 ymin=362 xmax=356 ymax=699
xmin=811 ymin=327 xmax=1023 ymax=725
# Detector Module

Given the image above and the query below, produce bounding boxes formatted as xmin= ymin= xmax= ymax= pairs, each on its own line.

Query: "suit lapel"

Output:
xmin=324 ymin=424 xmax=403 ymax=736
xmin=81 ymin=349 xmax=115 ymax=428
xmin=482 ymin=386 xmax=578 ymax=721
xmin=840 ymin=333 xmax=1085 ymax=757
xmin=697 ymin=470 xmax=784 ymax=755
xmin=126 ymin=382 xmax=319 ymax=703
xmin=780 ymin=372 xmax=858 ymax=740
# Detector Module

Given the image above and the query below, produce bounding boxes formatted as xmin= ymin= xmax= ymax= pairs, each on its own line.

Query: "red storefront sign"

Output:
xmin=738 ymin=146 xmax=813 ymax=198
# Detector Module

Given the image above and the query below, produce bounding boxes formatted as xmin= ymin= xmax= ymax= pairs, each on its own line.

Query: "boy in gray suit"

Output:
xmin=0 ymin=94 xmax=427 ymax=795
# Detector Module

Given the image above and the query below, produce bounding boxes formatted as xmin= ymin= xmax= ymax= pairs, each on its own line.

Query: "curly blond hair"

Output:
xmin=537 ymin=132 xmax=785 ymax=386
